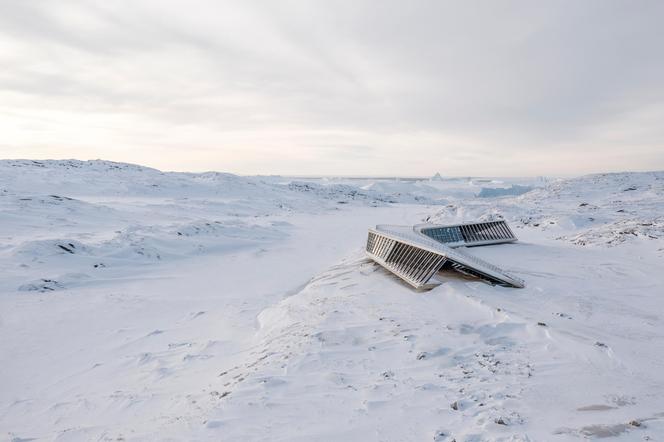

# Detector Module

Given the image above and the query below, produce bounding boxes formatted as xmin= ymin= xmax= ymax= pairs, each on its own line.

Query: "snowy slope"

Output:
xmin=426 ymin=171 xmax=664 ymax=248
xmin=0 ymin=160 xmax=446 ymax=294
xmin=1 ymin=161 xmax=663 ymax=441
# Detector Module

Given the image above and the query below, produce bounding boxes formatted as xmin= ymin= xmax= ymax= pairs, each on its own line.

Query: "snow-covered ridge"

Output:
xmin=428 ymin=171 xmax=664 ymax=247
xmin=0 ymin=159 xmax=440 ymax=204
xmin=0 ymin=160 xmax=451 ymax=294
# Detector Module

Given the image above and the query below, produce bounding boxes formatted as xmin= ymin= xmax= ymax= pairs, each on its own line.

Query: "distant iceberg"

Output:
xmin=477 ymin=184 xmax=533 ymax=198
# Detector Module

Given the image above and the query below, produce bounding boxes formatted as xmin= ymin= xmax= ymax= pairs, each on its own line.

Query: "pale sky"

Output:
xmin=1 ymin=0 xmax=663 ymax=176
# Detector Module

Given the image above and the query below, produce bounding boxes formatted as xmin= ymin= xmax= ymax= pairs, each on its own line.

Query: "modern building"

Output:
xmin=365 ymin=220 xmax=524 ymax=289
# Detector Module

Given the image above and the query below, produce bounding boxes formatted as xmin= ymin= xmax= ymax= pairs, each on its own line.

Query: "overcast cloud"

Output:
xmin=1 ymin=0 xmax=663 ymax=175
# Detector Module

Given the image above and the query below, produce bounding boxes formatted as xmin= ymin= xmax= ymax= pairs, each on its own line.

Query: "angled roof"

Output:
xmin=366 ymin=221 xmax=524 ymax=289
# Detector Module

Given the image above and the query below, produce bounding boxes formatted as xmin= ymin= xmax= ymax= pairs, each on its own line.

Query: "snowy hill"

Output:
xmin=0 ymin=159 xmax=421 ymax=202
xmin=427 ymin=171 xmax=664 ymax=248
xmin=1 ymin=161 xmax=663 ymax=441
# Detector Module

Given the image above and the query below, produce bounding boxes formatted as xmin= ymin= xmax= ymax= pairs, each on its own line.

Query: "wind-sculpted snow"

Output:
xmin=219 ymin=257 xmax=538 ymax=440
xmin=1 ymin=161 xmax=663 ymax=441
xmin=559 ymin=217 xmax=664 ymax=246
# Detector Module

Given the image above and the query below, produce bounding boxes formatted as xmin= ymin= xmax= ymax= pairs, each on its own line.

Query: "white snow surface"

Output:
xmin=1 ymin=160 xmax=663 ymax=441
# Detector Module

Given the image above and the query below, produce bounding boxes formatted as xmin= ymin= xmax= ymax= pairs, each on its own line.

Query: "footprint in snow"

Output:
xmin=183 ymin=353 xmax=213 ymax=362
xmin=188 ymin=311 xmax=206 ymax=319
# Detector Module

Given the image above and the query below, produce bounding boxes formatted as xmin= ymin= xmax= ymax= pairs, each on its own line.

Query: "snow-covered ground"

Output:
xmin=1 ymin=160 xmax=663 ymax=441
